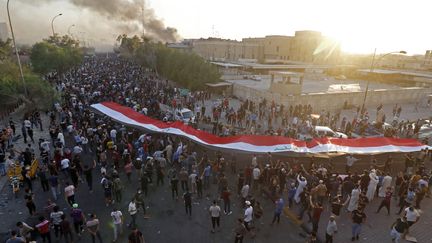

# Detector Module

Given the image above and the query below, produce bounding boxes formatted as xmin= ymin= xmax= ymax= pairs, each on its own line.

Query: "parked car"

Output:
xmin=298 ymin=126 xmax=348 ymax=140
xmin=173 ymin=108 xmax=195 ymax=124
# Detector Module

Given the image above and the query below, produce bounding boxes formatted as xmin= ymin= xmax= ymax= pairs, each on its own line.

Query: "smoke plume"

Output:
xmin=20 ymin=0 xmax=180 ymax=43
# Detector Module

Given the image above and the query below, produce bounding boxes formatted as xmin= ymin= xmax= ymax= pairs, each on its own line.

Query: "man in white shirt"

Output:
xmin=326 ymin=216 xmax=338 ymax=242
xmin=404 ymin=206 xmax=420 ymax=227
xmin=110 ymin=129 xmax=117 ymax=143
xmin=189 ymin=171 xmax=198 ymax=194
xmin=209 ymin=200 xmax=221 ymax=233
xmin=346 ymin=154 xmax=359 ymax=173
xmin=252 ymin=166 xmax=261 ymax=191
xmin=24 ymin=119 xmax=31 ymax=129
xmin=61 ymin=158 xmax=70 ymax=178
xmin=128 ymin=199 xmax=138 ymax=228
xmin=111 ymin=208 xmax=123 ymax=242
xmin=64 ymin=182 xmax=75 ymax=206
xmin=57 ymin=133 xmax=65 ymax=147
xmin=251 ymin=155 xmax=257 ymax=168
xmin=244 ymin=201 xmax=253 ymax=231
xmin=241 ymin=184 xmax=250 ymax=202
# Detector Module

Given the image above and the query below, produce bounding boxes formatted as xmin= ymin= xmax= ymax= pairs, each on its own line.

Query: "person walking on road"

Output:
xmin=70 ymin=203 xmax=86 ymax=237
xmin=390 ymin=217 xmax=409 ymax=243
xmin=183 ymin=190 xmax=192 ymax=218
xmin=134 ymin=190 xmax=147 ymax=216
xmin=24 ymin=188 xmax=36 ymax=215
xmin=59 ymin=214 xmax=73 ymax=243
xmin=86 ymin=214 xmax=103 ymax=243
xmin=16 ymin=221 xmax=33 ymax=242
xmin=403 ymin=206 xmax=420 ymax=229
xmin=244 ymin=201 xmax=253 ymax=231
xmin=325 ymin=216 xmax=338 ymax=243
xmin=271 ymin=197 xmax=284 ymax=225
xmin=169 ymin=169 xmax=179 ymax=200
xmin=310 ymin=197 xmax=323 ymax=233
xmin=113 ymin=176 xmax=124 ymax=203
xmin=128 ymin=199 xmax=138 ymax=228
xmin=111 ymin=208 xmax=123 ymax=242
xmin=64 ymin=182 xmax=76 ymax=207
xmin=83 ymin=160 xmax=96 ymax=192
xmin=376 ymin=187 xmax=393 ymax=215
xmin=234 ymin=218 xmax=247 ymax=243
xmin=36 ymin=216 xmax=52 ymax=243
xmin=209 ymin=200 xmax=221 ymax=233
xmin=50 ymin=206 xmax=64 ymax=240
xmin=351 ymin=207 xmax=367 ymax=241
xmin=128 ymin=227 xmax=145 ymax=243
xmin=221 ymin=187 xmax=232 ymax=215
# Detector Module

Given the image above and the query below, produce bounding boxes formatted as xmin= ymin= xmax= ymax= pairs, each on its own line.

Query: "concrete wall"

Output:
xmin=232 ymin=84 xmax=432 ymax=112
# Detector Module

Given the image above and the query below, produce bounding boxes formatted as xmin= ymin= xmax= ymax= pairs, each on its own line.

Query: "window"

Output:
xmin=276 ymin=46 xmax=279 ymax=52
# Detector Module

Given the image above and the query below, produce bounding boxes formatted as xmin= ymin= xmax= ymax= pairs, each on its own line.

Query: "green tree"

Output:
xmin=117 ymin=35 xmax=220 ymax=90
xmin=0 ymin=38 xmax=13 ymax=61
xmin=30 ymin=35 xmax=83 ymax=74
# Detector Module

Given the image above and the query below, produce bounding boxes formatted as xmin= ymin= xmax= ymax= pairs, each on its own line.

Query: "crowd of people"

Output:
xmin=0 ymin=56 xmax=431 ymax=243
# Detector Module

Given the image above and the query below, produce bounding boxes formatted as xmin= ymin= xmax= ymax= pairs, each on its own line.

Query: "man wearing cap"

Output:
xmin=70 ymin=203 xmax=86 ymax=236
xmin=244 ymin=201 xmax=253 ymax=231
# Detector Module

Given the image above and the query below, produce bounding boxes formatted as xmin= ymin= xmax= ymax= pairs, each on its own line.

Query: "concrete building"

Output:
xmin=191 ymin=38 xmax=262 ymax=62
xmin=0 ymin=22 xmax=9 ymax=41
xmin=183 ymin=30 xmax=341 ymax=65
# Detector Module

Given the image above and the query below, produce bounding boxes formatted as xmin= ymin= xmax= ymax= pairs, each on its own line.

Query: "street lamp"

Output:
xmin=360 ymin=49 xmax=407 ymax=114
xmin=67 ymin=24 xmax=75 ymax=37
xmin=51 ymin=13 xmax=63 ymax=36
xmin=6 ymin=0 xmax=28 ymax=97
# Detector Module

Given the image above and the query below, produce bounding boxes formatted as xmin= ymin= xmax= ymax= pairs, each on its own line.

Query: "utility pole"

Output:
xmin=7 ymin=0 xmax=28 ymax=97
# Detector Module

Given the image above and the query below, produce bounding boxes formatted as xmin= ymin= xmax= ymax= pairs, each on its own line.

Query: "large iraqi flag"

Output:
xmin=91 ymin=102 xmax=430 ymax=154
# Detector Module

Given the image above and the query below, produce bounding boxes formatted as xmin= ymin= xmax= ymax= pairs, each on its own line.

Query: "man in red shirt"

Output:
xmin=128 ymin=227 xmax=145 ymax=243
xmin=310 ymin=196 xmax=323 ymax=233
xmin=376 ymin=187 xmax=393 ymax=215
xmin=36 ymin=216 xmax=51 ymax=243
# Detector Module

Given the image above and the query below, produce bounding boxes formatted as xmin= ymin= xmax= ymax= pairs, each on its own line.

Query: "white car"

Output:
xmin=251 ymin=75 xmax=262 ymax=81
xmin=298 ymin=126 xmax=348 ymax=140
xmin=174 ymin=108 xmax=195 ymax=124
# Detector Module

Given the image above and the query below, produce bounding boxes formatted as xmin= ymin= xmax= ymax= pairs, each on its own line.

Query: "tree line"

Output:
xmin=0 ymin=34 xmax=84 ymax=110
xmin=116 ymin=34 xmax=221 ymax=90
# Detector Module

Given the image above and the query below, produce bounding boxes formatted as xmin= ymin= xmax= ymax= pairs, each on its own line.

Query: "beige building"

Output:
xmin=191 ymin=38 xmax=262 ymax=61
xmin=185 ymin=30 xmax=340 ymax=64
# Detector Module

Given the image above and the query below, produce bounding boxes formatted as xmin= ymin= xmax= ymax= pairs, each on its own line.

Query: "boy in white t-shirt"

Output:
xmin=111 ymin=208 xmax=123 ymax=242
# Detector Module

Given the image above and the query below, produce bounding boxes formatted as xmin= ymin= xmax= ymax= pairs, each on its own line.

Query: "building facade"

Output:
xmin=181 ymin=31 xmax=341 ymax=64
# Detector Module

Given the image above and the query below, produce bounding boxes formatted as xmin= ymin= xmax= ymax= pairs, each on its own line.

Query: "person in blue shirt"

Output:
xmin=288 ymin=183 xmax=297 ymax=208
xmin=271 ymin=197 xmax=285 ymax=225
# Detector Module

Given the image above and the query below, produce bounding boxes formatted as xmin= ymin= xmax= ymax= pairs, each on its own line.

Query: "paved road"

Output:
xmin=0 ymin=99 xmax=431 ymax=243
xmin=0 ymin=112 xmax=306 ymax=242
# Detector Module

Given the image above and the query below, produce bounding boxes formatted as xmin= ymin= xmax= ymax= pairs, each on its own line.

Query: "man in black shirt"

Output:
xmin=183 ymin=190 xmax=192 ymax=218
xmin=390 ymin=217 xmax=409 ymax=243
xmin=351 ymin=207 xmax=366 ymax=241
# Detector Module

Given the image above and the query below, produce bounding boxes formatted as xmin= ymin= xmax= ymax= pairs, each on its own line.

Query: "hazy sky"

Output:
xmin=1 ymin=0 xmax=430 ymax=54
